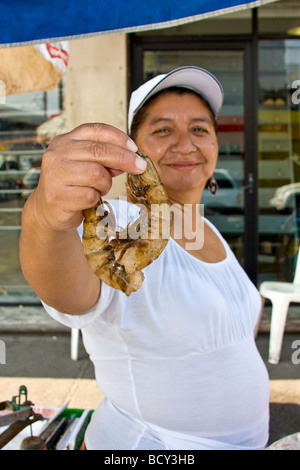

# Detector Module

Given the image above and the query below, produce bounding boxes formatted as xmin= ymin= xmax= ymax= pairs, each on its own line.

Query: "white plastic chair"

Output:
xmin=259 ymin=247 xmax=300 ymax=364
xmin=71 ymin=328 xmax=80 ymax=361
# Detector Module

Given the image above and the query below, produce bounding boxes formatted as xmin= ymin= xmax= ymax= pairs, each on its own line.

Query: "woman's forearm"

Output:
xmin=19 ymin=123 xmax=145 ymax=314
xmin=19 ymin=193 xmax=101 ymax=314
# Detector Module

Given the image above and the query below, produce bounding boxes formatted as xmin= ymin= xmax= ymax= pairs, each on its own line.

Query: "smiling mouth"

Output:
xmin=168 ymin=162 xmax=200 ymax=171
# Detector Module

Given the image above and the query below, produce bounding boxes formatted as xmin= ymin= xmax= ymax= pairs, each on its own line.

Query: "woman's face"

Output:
xmin=134 ymin=91 xmax=219 ymax=202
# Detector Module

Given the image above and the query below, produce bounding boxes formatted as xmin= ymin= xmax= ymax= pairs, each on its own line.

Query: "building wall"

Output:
xmin=65 ymin=34 xmax=128 ymax=198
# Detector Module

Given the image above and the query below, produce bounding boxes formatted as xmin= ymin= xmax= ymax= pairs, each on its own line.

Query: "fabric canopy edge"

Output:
xmin=0 ymin=0 xmax=279 ymax=48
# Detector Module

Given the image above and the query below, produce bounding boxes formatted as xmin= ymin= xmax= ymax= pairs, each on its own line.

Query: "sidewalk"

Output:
xmin=0 ymin=304 xmax=69 ymax=334
xmin=1 ymin=303 xmax=300 ymax=334
xmin=0 ymin=305 xmax=102 ymax=411
xmin=0 ymin=303 xmax=300 ymax=447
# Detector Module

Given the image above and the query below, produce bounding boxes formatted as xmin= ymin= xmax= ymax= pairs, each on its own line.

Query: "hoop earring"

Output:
xmin=208 ymin=177 xmax=218 ymax=196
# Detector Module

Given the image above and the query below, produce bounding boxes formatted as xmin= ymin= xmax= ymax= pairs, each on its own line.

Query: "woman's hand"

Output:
xmin=19 ymin=123 xmax=147 ymax=313
xmin=31 ymin=122 xmax=146 ymax=232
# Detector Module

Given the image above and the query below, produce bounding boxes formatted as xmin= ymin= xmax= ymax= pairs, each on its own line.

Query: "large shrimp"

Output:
xmin=82 ymin=151 xmax=171 ymax=296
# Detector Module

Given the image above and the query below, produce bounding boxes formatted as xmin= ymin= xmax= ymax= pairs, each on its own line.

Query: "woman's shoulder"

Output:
xmin=203 ymin=217 xmax=232 ymax=253
xmin=203 ymin=217 xmax=224 ymax=239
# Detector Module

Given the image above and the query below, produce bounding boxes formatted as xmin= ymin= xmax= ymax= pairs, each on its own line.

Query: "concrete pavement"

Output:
xmin=0 ymin=304 xmax=300 ymax=447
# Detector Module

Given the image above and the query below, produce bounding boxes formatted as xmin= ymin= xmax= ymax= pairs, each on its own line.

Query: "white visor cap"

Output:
xmin=128 ymin=66 xmax=224 ymax=134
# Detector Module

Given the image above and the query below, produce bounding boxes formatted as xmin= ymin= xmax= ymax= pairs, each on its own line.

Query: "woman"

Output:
xmin=20 ymin=66 xmax=270 ymax=450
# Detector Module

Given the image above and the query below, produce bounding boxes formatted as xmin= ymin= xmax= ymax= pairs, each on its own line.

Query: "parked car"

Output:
xmin=269 ymin=182 xmax=300 ymax=237
xmin=270 ymin=182 xmax=300 ymax=211
xmin=0 ymin=160 xmax=19 ymax=171
xmin=21 ymin=168 xmax=40 ymax=199
xmin=0 ymin=160 xmax=22 ymax=199
xmin=201 ymin=169 xmax=244 ymax=212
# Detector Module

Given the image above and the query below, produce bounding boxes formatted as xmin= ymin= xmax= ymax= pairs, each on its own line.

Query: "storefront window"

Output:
xmin=259 ymin=0 xmax=300 ymax=36
xmin=136 ymin=10 xmax=252 ymax=37
xmin=0 ymin=83 xmax=64 ymax=304
xmin=258 ymin=39 xmax=300 ymax=282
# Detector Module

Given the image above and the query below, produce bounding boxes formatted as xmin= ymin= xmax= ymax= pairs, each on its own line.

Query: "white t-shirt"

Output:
xmin=43 ymin=200 xmax=270 ymax=450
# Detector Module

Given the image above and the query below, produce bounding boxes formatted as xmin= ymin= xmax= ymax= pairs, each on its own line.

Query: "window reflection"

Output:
xmin=258 ymin=40 xmax=300 ymax=283
xmin=0 ymin=80 xmax=63 ymax=304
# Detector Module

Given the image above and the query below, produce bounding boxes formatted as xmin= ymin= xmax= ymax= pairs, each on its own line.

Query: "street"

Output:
xmin=0 ymin=328 xmax=300 ymax=446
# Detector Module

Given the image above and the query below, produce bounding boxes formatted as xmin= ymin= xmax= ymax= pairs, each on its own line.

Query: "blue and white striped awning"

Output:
xmin=0 ymin=0 xmax=278 ymax=47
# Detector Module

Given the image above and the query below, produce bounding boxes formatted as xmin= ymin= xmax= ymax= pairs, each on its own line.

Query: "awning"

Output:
xmin=0 ymin=0 xmax=278 ymax=47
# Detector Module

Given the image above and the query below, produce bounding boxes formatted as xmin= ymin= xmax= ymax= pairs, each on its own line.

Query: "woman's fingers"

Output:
xmin=47 ymin=137 xmax=146 ymax=174
xmin=50 ymin=122 xmax=146 ymax=174
xmin=56 ymin=160 xmax=113 ymax=195
xmin=30 ymin=122 xmax=145 ymax=232
xmin=68 ymin=122 xmax=135 ymax=147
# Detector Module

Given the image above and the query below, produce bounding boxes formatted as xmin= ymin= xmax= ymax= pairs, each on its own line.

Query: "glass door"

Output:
xmin=258 ymin=39 xmax=300 ymax=283
xmin=134 ymin=46 xmax=251 ymax=271
xmin=0 ymin=84 xmax=64 ymax=304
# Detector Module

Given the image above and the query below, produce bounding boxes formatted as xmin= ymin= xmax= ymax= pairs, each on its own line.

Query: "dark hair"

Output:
xmin=130 ymin=86 xmax=218 ymax=141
